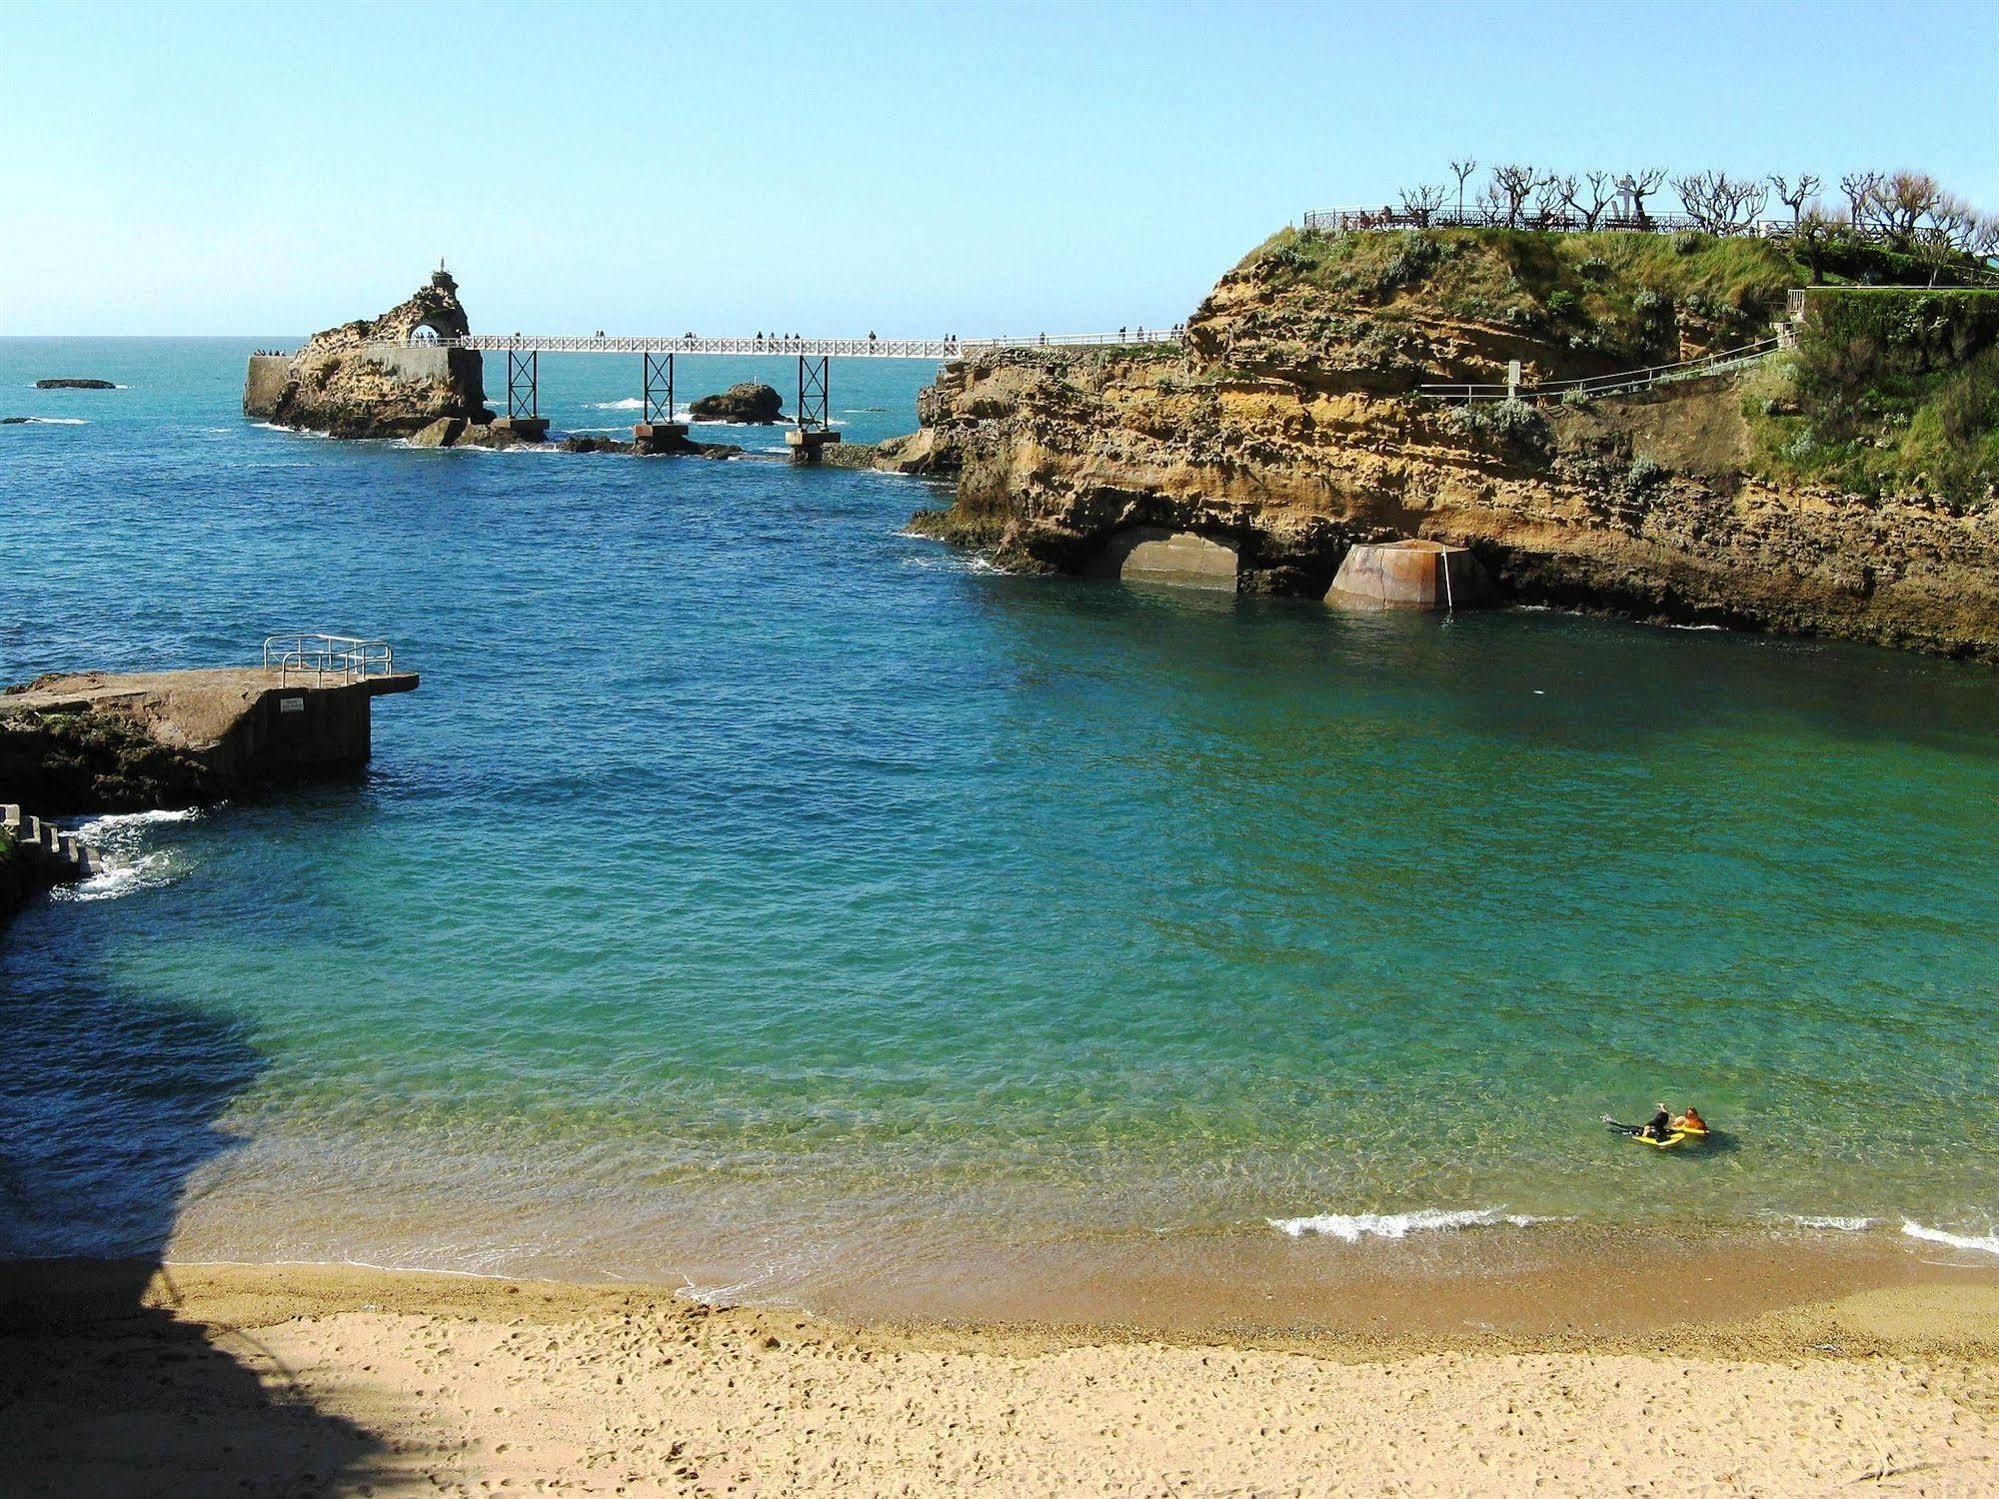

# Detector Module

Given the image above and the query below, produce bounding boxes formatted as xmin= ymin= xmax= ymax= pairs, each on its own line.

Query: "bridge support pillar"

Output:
xmin=633 ymin=421 xmax=689 ymax=454
xmin=785 ymin=428 xmax=843 ymax=464
xmin=490 ymin=416 xmax=549 ymax=440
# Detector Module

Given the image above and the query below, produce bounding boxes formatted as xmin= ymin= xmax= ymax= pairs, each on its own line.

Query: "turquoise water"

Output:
xmin=3 ymin=339 xmax=1997 ymax=1310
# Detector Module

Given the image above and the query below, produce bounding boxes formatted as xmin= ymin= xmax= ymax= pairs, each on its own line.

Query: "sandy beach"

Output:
xmin=4 ymin=1259 xmax=1998 ymax=1497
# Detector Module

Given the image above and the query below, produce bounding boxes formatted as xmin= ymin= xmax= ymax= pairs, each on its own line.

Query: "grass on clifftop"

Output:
xmin=1235 ymin=225 xmax=1987 ymax=369
xmin=1741 ymin=288 xmax=1999 ymax=502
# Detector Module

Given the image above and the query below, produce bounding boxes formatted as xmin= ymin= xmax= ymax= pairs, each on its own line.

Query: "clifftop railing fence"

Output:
xmin=1305 ymin=205 xmax=1822 ymax=239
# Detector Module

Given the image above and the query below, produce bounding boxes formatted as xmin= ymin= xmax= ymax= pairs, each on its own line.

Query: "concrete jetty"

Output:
xmin=1 ymin=637 xmax=417 ymax=811
xmin=1326 ymin=540 xmax=1496 ymax=611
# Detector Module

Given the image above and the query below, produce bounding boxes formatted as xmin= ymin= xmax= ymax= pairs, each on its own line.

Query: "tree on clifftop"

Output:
xmin=1491 ymin=164 xmax=1547 ymax=228
xmin=1449 ymin=158 xmax=1478 ymax=221
xmin=1770 ymin=173 xmax=1822 ymax=230
xmin=1675 ymin=171 xmax=1768 ymax=233
xmin=1560 ymin=171 xmax=1620 ymax=230
xmin=1399 ymin=183 xmax=1448 ymax=226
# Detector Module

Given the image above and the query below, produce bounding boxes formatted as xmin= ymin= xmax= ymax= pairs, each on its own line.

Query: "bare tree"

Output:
xmin=1794 ymin=204 xmax=1846 ymax=284
xmin=1535 ymin=173 xmax=1573 ymax=226
xmin=1973 ymin=211 xmax=1999 ymax=264
xmin=1448 ymin=158 xmax=1478 ymax=222
xmin=1840 ymin=170 xmax=1885 ymax=227
xmin=1561 ymin=170 xmax=1620 ymax=231
xmin=1491 ymin=163 xmax=1546 ymax=228
xmin=1617 ymin=168 xmax=1667 ymax=227
xmin=1769 ymin=173 xmax=1821 ymax=230
xmin=1875 ymin=170 xmax=1942 ymax=249
xmin=1473 ymin=183 xmax=1506 ymax=226
xmin=1399 ymin=183 xmax=1449 ymax=226
xmin=1674 ymin=171 xmax=1768 ymax=233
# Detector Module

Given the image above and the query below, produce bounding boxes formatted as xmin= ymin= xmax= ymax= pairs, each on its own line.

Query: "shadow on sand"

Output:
xmin=0 ymin=897 xmax=385 ymax=1496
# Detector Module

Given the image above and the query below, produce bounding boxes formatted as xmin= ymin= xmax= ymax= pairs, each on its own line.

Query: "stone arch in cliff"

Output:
xmin=1090 ymin=527 xmax=1240 ymax=592
xmin=406 ymin=324 xmax=442 ymax=347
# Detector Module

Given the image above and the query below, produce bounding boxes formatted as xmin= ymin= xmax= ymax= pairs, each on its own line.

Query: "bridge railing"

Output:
xmin=262 ymin=633 xmax=396 ymax=686
xmin=959 ymin=330 xmax=1182 ymax=351
xmin=417 ymin=329 xmax=1185 ymax=359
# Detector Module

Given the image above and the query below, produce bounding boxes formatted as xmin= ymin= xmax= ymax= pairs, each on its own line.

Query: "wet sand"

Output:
xmin=4 ymin=1254 xmax=1998 ymax=1496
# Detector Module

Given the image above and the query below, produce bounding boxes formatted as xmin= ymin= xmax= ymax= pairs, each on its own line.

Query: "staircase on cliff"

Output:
xmin=1419 ymin=293 xmax=1811 ymax=404
xmin=2 ymin=805 xmax=105 ymax=884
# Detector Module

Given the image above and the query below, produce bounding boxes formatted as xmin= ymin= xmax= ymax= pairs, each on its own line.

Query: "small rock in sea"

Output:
xmin=688 ymin=382 xmax=784 ymax=423
xmin=34 ymin=378 xmax=116 ymax=390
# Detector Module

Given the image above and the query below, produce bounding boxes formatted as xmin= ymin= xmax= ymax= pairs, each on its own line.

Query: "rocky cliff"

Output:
xmin=903 ymin=228 xmax=1999 ymax=658
xmin=246 ymin=269 xmax=492 ymax=437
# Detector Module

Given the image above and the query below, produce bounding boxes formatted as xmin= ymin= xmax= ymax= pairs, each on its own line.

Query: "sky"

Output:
xmin=3 ymin=0 xmax=1994 ymax=336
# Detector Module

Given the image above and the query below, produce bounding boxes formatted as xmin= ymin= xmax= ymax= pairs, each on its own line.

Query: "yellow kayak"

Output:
xmin=1632 ymin=1130 xmax=1691 ymax=1150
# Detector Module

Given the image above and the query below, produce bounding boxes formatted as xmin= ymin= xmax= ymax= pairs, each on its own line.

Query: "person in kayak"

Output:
xmin=1673 ymin=1105 xmax=1708 ymax=1133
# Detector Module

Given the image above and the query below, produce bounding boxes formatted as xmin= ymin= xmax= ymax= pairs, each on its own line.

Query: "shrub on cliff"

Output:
xmin=1743 ymin=289 xmax=1999 ymax=500
xmin=1449 ymin=398 xmax=1551 ymax=456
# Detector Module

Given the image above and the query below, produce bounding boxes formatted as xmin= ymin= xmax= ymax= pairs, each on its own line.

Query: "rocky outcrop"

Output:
xmin=899 ymin=232 xmax=1999 ymax=658
xmin=400 ymin=417 xmax=740 ymax=458
xmin=822 ymin=431 xmax=941 ymax=474
xmin=245 ymin=268 xmax=491 ymax=438
xmin=34 ymin=378 xmax=114 ymax=390
xmin=690 ymin=383 xmax=784 ymax=423
xmin=0 ymin=702 xmax=221 ymax=812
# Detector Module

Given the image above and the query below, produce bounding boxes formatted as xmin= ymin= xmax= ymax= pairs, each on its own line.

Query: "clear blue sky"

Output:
xmin=3 ymin=0 xmax=1993 ymax=335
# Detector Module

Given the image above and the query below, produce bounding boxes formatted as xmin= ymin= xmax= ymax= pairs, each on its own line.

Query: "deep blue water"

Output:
xmin=3 ymin=338 xmax=1997 ymax=1315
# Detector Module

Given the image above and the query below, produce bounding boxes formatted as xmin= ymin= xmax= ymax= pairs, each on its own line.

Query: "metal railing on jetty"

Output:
xmin=263 ymin=633 xmax=396 ymax=686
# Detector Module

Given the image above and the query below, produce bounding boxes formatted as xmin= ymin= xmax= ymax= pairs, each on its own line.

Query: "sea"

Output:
xmin=3 ymin=337 xmax=1996 ymax=1322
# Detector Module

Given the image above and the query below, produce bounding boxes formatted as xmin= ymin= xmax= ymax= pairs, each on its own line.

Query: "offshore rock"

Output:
xmin=34 ymin=378 xmax=115 ymax=390
xmin=689 ymin=382 xmax=784 ymax=423
xmin=245 ymin=268 xmax=492 ymax=438
xmin=900 ymin=238 xmax=1999 ymax=657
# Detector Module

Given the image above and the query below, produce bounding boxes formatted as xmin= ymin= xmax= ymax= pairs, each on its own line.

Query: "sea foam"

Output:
xmin=1902 ymin=1220 xmax=1999 ymax=1257
xmin=1268 ymin=1207 xmax=1545 ymax=1241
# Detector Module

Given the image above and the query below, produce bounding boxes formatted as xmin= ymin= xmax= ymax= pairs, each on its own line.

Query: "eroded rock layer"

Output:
xmin=901 ymin=232 xmax=1999 ymax=658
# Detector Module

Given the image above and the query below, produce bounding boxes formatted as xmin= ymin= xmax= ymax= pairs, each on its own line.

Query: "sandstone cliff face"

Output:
xmin=904 ymin=234 xmax=1999 ymax=659
xmin=246 ymin=270 xmax=492 ymax=438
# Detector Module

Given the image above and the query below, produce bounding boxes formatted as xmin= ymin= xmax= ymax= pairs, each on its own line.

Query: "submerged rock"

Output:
xmin=34 ymin=378 xmax=114 ymax=390
xmin=689 ymin=383 xmax=784 ymax=423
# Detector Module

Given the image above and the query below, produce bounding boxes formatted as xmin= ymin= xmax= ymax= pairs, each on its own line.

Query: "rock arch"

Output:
xmin=1090 ymin=527 xmax=1239 ymax=591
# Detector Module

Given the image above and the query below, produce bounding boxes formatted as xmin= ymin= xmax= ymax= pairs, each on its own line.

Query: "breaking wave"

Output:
xmin=1268 ymin=1207 xmax=1549 ymax=1241
xmin=1902 ymin=1220 xmax=1999 ymax=1257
